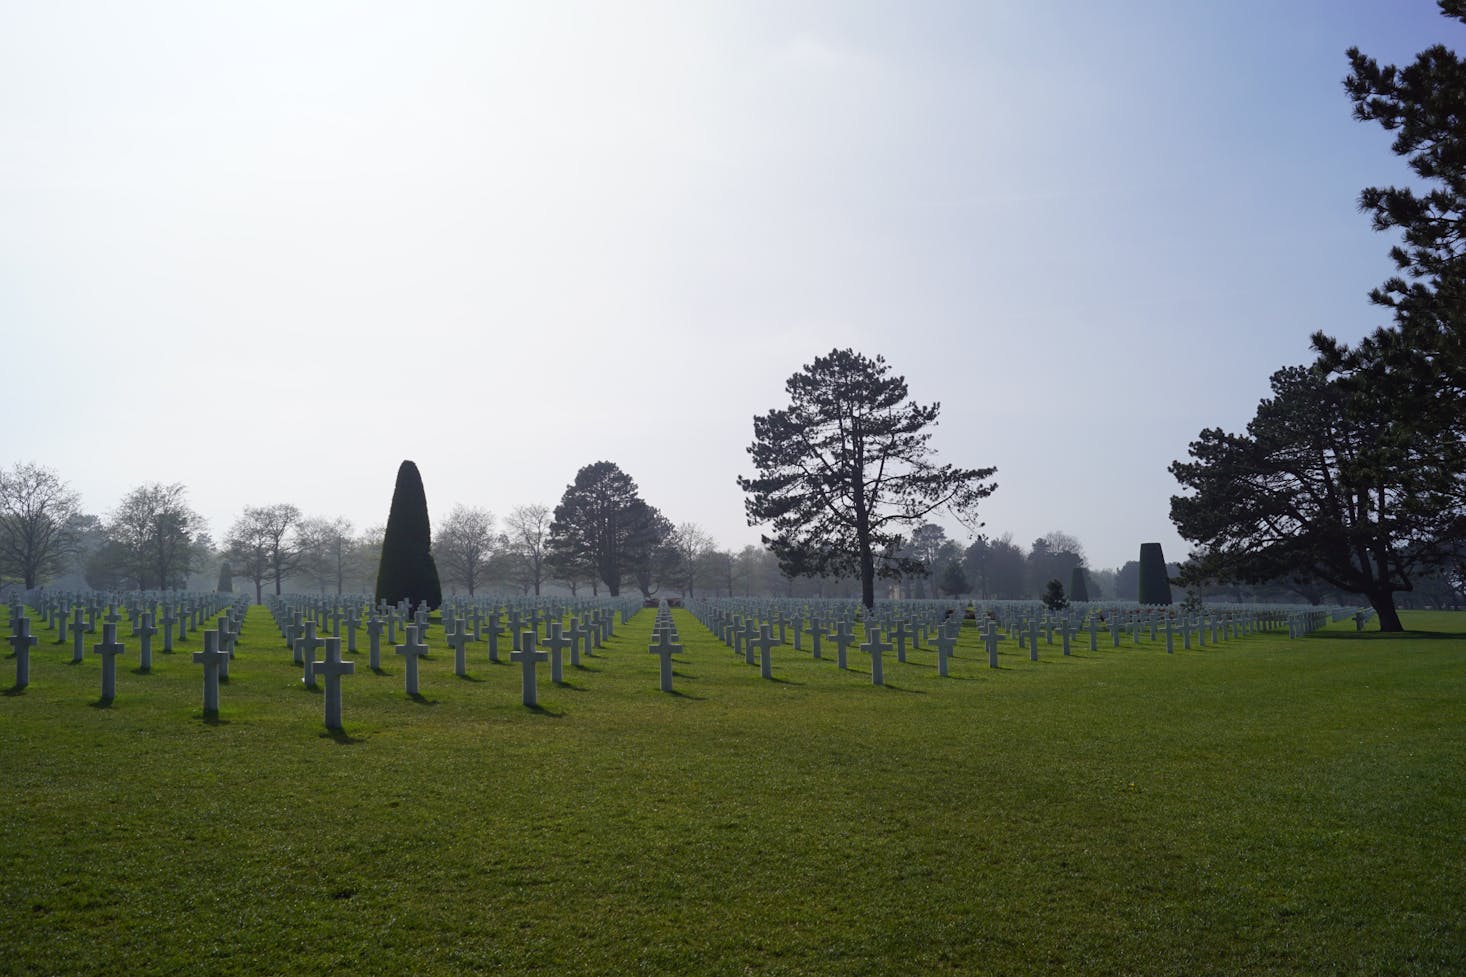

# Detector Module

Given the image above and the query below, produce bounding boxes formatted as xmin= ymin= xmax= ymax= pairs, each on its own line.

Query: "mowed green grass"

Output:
xmin=1 ymin=604 xmax=1462 ymax=976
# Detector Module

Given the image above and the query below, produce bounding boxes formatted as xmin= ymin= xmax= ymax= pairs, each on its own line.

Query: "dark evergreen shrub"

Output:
xmin=1069 ymin=566 xmax=1089 ymax=602
xmin=375 ymin=460 xmax=443 ymax=610
xmin=1137 ymin=542 xmax=1173 ymax=605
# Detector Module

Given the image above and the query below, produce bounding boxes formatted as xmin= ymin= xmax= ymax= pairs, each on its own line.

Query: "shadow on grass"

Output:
xmin=321 ymin=729 xmax=365 ymax=745
xmin=407 ymin=693 xmax=439 ymax=706
xmin=199 ymin=713 xmax=230 ymax=726
xmin=129 ymin=667 xmax=153 ymax=675
xmin=3 ymin=684 xmax=25 ymax=696
xmin=879 ymin=684 xmax=927 ymax=694
xmin=554 ymin=681 xmax=588 ymax=692
xmin=573 ymin=663 xmax=601 ymax=673
xmin=371 ymin=667 xmax=391 ymax=676
xmin=525 ymin=703 xmax=564 ymax=718
xmin=764 ymin=675 xmax=804 ymax=686
xmin=664 ymin=689 xmax=706 ymax=700
xmin=1307 ymin=629 xmax=1466 ymax=641
xmin=456 ymin=674 xmax=486 ymax=683
xmin=89 ymin=697 xmax=114 ymax=709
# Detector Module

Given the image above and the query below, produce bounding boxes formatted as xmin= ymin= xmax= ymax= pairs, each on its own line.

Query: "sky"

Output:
xmin=0 ymin=0 xmax=1454 ymax=572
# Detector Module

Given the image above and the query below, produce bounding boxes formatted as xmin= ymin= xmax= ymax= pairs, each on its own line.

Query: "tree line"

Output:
xmin=10 ymin=456 xmax=1448 ymax=607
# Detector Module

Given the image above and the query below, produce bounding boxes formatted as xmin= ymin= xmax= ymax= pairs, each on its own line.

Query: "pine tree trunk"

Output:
xmin=1367 ymin=589 xmax=1404 ymax=632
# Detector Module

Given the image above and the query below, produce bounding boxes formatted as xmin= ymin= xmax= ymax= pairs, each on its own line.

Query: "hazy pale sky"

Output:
xmin=1 ymin=1 xmax=1451 ymax=571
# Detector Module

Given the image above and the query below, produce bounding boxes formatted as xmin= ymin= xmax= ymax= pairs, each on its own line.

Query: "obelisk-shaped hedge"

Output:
xmin=1137 ymin=542 xmax=1172 ymax=606
xmin=375 ymin=460 xmax=443 ymax=611
xmin=1069 ymin=565 xmax=1089 ymax=602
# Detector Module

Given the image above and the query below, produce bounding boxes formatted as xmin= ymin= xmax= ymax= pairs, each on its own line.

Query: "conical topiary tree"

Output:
xmin=1069 ymin=565 xmax=1089 ymax=602
xmin=376 ymin=460 xmax=443 ymax=611
xmin=217 ymin=560 xmax=233 ymax=594
xmin=1137 ymin=542 xmax=1173 ymax=606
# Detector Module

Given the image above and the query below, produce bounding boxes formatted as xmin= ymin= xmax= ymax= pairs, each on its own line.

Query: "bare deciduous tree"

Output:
xmin=670 ymin=522 xmax=714 ymax=597
xmin=226 ymin=504 xmax=302 ymax=602
xmin=0 ymin=462 xmax=81 ymax=588
xmin=504 ymin=504 xmax=551 ymax=596
xmin=109 ymin=483 xmax=204 ymax=590
xmin=434 ymin=505 xmax=496 ymax=597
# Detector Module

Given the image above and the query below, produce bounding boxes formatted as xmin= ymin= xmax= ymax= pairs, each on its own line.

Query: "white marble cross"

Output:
xmin=8 ymin=615 xmax=37 ymax=690
xmin=93 ymin=622 xmax=126 ymax=701
xmin=365 ymin=615 xmax=385 ymax=670
xmin=295 ymin=621 xmax=325 ymax=689
xmin=832 ymin=621 xmax=856 ymax=670
xmin=933 ymin=625 xmax=958 ymax=678
xmin=136 ymin=612 xmax=158 ymax=672
xmin=511 ymin=630 xmax=548 ymax=707
xmin=396 ymin=624 xmax=429 ymax=696
xmin=314 ymin=636 xmax=355 ymax=730
xmin=485 ymin=612 xmax=504 ymax=663
xmin=193 ymin=629 xmax=228 ymax=716
xmin=567 ymin=616 xmax=590 ymax=666
xmin=748 ymin=624 xmax=780 ymax=680
xmin=540 ymin=622 xmax=572 ymax=685
xmin=648 ymin=627 xmax=681 ymax=693
xmin=71 ymin=607 xmax=91 ymax=664
xmin=444 ymin=621 xmax=472 ymax=678
xmin=861 ymin=625 xmax=890 ymax=686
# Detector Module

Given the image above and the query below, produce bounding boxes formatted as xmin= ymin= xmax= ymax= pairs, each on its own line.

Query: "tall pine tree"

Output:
xmin=739 ymin=349 xmax=997 ymax=609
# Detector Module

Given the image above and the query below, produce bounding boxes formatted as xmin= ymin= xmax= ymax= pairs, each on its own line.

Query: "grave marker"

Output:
xmin=511 ymin=631 xmax=548 ymax=707
xmin=861 ymin=625 xmax=891 ymax=686
xmin=648 ymin=627 xmax=681 ymax=693
xmin=445 ymin=622 xmax=472 ymax=678
xmin=541 ymin=622 xmax=572 ymax=685
xmin=396 ymin=625 xmax=429 ymax=696
xmin=295 ymin=621 xmax=325 ymax=690
xmin=749 ymin=624 xmax=780 ymax=681
xmin=8 ymin=616 xmax=37 ymax=689
xmin=193 ymin=630 xmax=228 ymax=717
xmin=314 ymin=637 xmax=355 ymax=731
xmin=93 ymin=622 xmax=126 ymax=702
xmin=136 ymin=612 xmax=158 ymax=672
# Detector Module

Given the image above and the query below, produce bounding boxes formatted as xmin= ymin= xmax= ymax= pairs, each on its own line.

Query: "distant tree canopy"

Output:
xmin=226 ymin=504 xmax=301 ymax=602
xmin=1027 ymin=532 xmax=1085 ymax=599
xmin=107 ymin=482 xmax=203 ymax=590
xmin=740 ymin=349 xmax=997 ymax=609
xmin=0 ymin=462 xmax=80 ymax=589
xmin=548 ymin=461 xmax=664 ymax=598
xmin=434 ymin=505 xmax=496 ymax=597
xmin=963 ymin=534 xmax=1027 ymax=599
xmin=504 ymin=504 xmax=552 ymax=597
xmin=375 ymin=460 xmax=443 ymax=611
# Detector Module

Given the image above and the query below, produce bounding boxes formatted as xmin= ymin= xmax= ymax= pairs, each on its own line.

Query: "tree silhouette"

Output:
xmin=740 ymin=349 xmax=997 ymax=609
xmin=375 ymin=460 xmax=442 ymax=610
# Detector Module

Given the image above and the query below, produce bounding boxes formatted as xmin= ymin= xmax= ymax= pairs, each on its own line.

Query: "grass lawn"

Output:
xmin=2 ymin=604 xmax=1463 ymax=976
